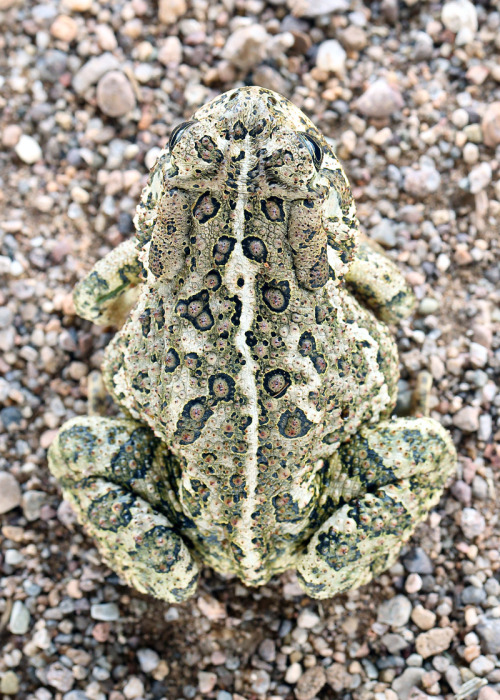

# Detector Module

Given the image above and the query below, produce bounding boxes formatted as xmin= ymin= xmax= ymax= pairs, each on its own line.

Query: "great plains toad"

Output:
xmin=48 ymin=87 xmax=456 ymax=602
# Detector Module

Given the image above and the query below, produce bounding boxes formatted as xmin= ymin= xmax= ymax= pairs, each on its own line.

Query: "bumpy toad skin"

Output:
xmin=49 ymin=88 xmax=456 ymax=602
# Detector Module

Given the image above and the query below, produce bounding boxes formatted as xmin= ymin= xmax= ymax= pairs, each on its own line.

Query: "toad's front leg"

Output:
xmin=346 ymin=237 xmax=416 ymax=324
xmin=296 ymin=417 xmax=456 ymax=599
xmin=73 ymin=238 xmax=145 ymax=327
xmin=48 ymin=416 xmax=199 ymax=603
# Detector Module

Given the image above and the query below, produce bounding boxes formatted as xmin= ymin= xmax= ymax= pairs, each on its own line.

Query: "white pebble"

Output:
xmin=316 ymin=40 xmax=346 ymax=75
xmin=15 ymin=135 xmax=42 ymax=164
xmin=441 ymin=0 xmax=478 ymax=34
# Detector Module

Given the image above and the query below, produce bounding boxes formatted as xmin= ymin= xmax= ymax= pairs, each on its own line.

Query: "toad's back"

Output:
xmin=104 ymin=88 xmax=399 ymax=584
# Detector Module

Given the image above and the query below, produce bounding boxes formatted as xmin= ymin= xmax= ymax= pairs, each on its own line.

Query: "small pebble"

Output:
xmin=222 ymin=25 xmax=269 ymax=71
xmin=482 ymin=102 xmax=500 ymax=147
xmin=96 ymin=71 xmax=136 ymax=117
xmin=285 ymin=662 xmax=302 ymax=684
xmin=453 ymin=406 xmax=480 ymax=432
xmin=415 ymin=628 xmax=454 ymax=659
xmin=316 ymin=40 xmax=346 ymax=74
xmin=411 ymin=606 xmax=437 ymax=631
xmin=50 ymin=15 xmax=78 ymax=42
xmin=460 ymin=507 xmax=486 ymax=539
xmin=137 ymin=648 xmax=160 ymax=673
xmin=405 ymin=573 xmax=423 ymax=594
xmin=158 ymin=0 xmax=186 ymax=24
xmin=15 ymin=135 xmax=42 ymax=164
xmin=294 ymin=666 xmax=326 ymax=700
xmin=0 ymin=472 xmax=21 ymax=513
xmin=356 ymin=79 xmax=404 ymax=118
xmin=9 ymin=601 xmax=31 ymax=635
xmin=198 ymin=671 xmax=217 ymax=694
xmin=441 ymin=0 xmax=478 ymax=34
xmin=377 ymin=595 xmax=412 ymax=628
xmin=0 ymin=671 xmax=20 ymax=696
xmin=123 ymin=677 xmax=145 ymax=699
xmin=297 ymin=609 xmax=320 ymax=629
xmin=90 ymin=603 xmax=120 ymax=621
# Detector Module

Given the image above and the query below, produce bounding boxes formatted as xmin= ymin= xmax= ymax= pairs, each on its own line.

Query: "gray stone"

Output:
xmin=258 ymin=638 xmax=276 ymax=662
xmin=477 ymin=619 xmax=500 ymax=654
xmin=90 ymin=603 xmax=120 ymax=621
xmin=0 ymin=472 xmax=21 ymax=514
xmin=470 ymin=655 xmax=495 ymax=676
xmin=96 ymin=71 xmax=136 ymax=117
xmin=73 ymin=53 xmax=120 ymax=94
xmin=250 ymin=669 xmax=271 ymax=695
xmin=137 ymin=648 xmax=160 ymax=673
xmin=381 ymin=633 xmax=409 ymax=653
xmin=63 ymin=692 xmax=90 ymax=700
xmin=462 ymin=586 xmax=487 ymax=605
xmin=404 ymin=166 xmax=441 ymax=198
xmin=9 ymin=600 xmax=31 ymax=635
xmin=46 ymin=663 xmax=74 ymax=693
xmin=377 ymin=595 xmax=412 ymax=628
xmin=469 ymin=163 xmax=492 ymax=194
xmin=453 ymin=406 xmax=480 ymax=432
xmin=478 ymin=414 xmax=492 ymax=442
xmin=22 ymin=490 xmax=47 ymax=521
xmin=470 ymin=342 xmax=489 ymax=368
xmin=356 ymin=79 xmax=404 ymax=118
xmin=370 ymin=219 xmax=397 ymax=248
xmin=460 ymin=507 xmax=486 ymax=539
xmin=403 ymin=547 xmax=434 ymax=575
xmin=392 ymin=668 xmax=425 ymax=700
xmin=295 ymin=666 xmax=326 ymax=700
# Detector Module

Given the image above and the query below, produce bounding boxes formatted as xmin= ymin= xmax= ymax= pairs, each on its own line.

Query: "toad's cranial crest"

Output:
xmin=49 ymin=87 xmax=456 ymax=602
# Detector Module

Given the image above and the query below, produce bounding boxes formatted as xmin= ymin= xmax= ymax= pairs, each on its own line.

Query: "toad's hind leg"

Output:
xmin=296 ymin=417 xmax=456 ymax=599
xmin=48 ymin=416 xmax=199 ymax=603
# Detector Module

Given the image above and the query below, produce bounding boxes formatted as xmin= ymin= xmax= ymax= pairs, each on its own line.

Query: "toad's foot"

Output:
xmin=296 ymin=417 xmax=456 ymax=599
xmin=48 ymin=416 xmax=199 ymax=603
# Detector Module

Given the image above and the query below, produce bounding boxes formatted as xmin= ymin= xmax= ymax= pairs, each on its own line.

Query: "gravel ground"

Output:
xmin=1 ymin=0 xmax=500 ymax=698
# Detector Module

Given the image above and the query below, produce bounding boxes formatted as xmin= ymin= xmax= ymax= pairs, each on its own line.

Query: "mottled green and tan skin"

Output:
xmin=48 ymin=88 xmax=456 ymax=602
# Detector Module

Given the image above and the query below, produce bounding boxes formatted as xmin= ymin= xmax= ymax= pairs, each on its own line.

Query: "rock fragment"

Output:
xmin=377 ymin=595 xmax=412 ymax=627
xmin=73 ymin=53 xmax=120 ymax=94
xmin=96 ymin=71 xmax=136 ymax=117
xmin=461 ymin=507 xmax=486 ymax=539
xmin=453 ymin=406 xmax=480 ymax=432
xmin=482 ymin=102 xmax=500 ymax=147
xmin=9 ymin=600 xmax=31 ymax=635
xmin=287 ymin=0 xmax=349 ymax=17
xmin=15 ymin=135 xmax=42 ymax=164
xmin=295 ymin=666 xmax=327 ymax=700
xmin=356 ymin=79 xmax=404 ymax=118
xmin=222 ymin=25 xmax=268 ymax=70
xmin=415 ymin=627 xmax=454 ymax=658
xmin=158 ymin=0 xmax=186 ymax=24
xmin=316 ymin=40 xmax=346 ymax=74
xmin=0 ymin=472 xmax=21 ymax=513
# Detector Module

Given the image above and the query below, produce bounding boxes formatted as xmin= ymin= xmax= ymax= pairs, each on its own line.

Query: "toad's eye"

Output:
xmin=298 ymin=132 xmax=323 ymax=170
xmin=169 ymin=120 xmax=197 ymax=150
